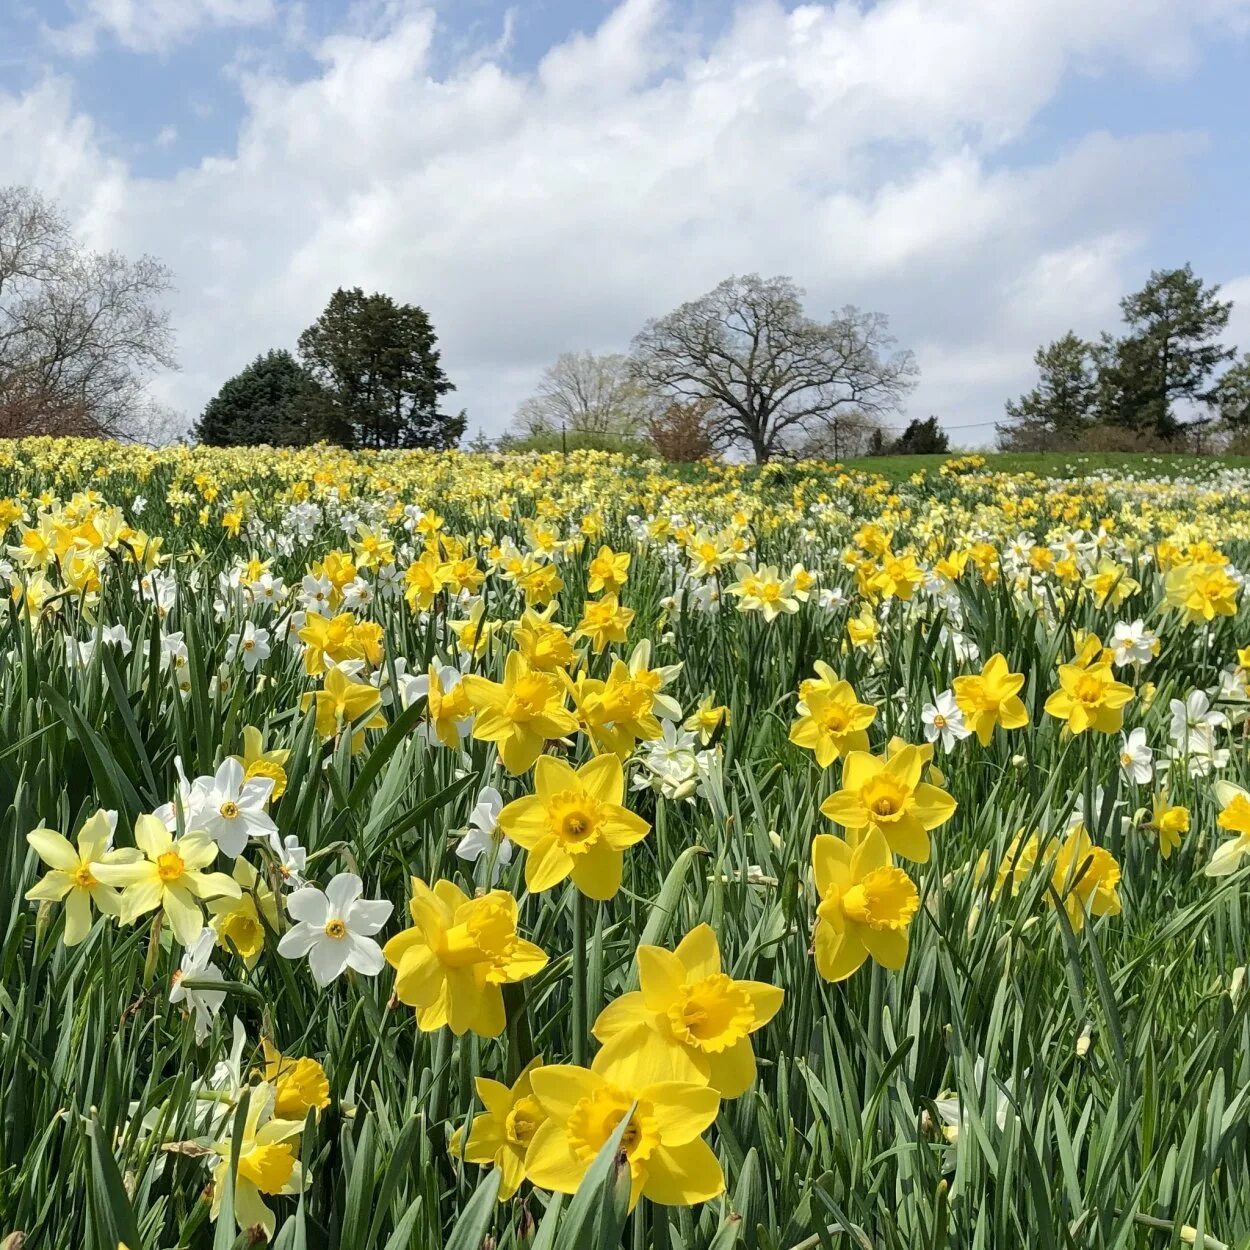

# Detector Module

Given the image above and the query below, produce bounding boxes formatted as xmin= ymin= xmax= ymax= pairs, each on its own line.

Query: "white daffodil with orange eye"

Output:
xmin=278 ymin=873 xmax=392 ymax=986
xmin=94 ymin=814 xmax=241 ymax=945
xmin=24 ymin=810 xmax=141 ymax=946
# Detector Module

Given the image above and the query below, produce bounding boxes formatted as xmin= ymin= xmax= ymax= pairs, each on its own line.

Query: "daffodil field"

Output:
xmin=4 ymin=440 xmax=1250 ymax=1250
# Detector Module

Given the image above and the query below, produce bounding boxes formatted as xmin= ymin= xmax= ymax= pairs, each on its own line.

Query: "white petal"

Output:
xmin=308 ymin=936 xmax=350 ymax=985
xmin=325 ymin=872 xmax=363 ymax=914
xmin=277 ymin=923 xmax=321 ymax=959
xmin=345 ymin=935 xmax=385 ymax=977
xmin=345 ymin=898 xmax=393 ymax=936
xmin=285 ymin=888 xmax=328 ymax=925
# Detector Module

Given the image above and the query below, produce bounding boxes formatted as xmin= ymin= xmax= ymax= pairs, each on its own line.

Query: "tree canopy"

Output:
xmin=1 ymin=185 xmax=176 ymax=441
xmin=629 ymin=273 xmax=916 ymax=463
xmin=193 ymin=350 xmax=330 ymax=447
xmin=296 ymin=287 xmax=463 ymax=449
xmin=1000 ymin=265 xmax=1238 ymax=448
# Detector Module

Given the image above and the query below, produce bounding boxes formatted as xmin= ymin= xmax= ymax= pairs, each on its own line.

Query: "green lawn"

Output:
xmin=834 ymin=451 xmax=1250 ymax=483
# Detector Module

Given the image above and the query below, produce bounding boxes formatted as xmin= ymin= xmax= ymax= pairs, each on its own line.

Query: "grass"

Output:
xmin=834 ymin=451 xmax=1250 ymax=483
xmin=0 ymin=438 xmax=1248 ymax=1249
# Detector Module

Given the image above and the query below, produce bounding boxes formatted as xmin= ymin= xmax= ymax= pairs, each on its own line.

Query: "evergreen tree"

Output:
xmin=193 ymin=350 xmax=330 ymax=446
xmin=1209 ymin=353 xmax=1250 ymax=432
xmin=997 ymin=332 xmax=1097 ymax=449
xmin=297 ymin=288 xmax=463 ymax=449
xmin=1096 ymin=265 xmax=1233 ymax=439
xmin=890 ymin=416 xmax=949 ymax=454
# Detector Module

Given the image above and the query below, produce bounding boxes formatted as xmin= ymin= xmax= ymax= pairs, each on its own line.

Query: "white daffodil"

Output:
xmin=922 ymin=690 xmax=971 ymax=751
xmin=186 ymin=758 xmax=277 ymax=858
xmin=170 ymin=929 xmax=226 ymax=1043
xmin=1109 ymin=619 xmax=1158 ymax=668
xmin=228 ymin=621 xmax=272 ymax=673
xmin=454 ymin=785 xmax=512 ymax=883
xmin=277 ymin=873 xmax=392 ymax=985
xmin=1118 ymin=727 xmax=1153 ymax=784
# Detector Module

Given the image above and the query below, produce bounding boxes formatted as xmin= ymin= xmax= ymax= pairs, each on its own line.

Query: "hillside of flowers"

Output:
xmin=2 ymin=438 xmax=1249 ymax=1249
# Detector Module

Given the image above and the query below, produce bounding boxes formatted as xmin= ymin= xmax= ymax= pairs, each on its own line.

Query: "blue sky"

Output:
xmin=3 ymin=0 xmax=1250 ymax=442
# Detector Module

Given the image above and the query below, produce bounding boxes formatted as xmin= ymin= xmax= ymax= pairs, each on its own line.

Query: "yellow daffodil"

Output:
xmin=24 ymin=810 xmax=141 ymax=946
xmin=262 ymin=1039 xmax=331 ymax=1121
xmin=587 ymin=544 xmax=631 ymax=594
xmin=1044 ymin=654 xmax=1133 ymax=735
xmin=383 ymin=878 xmax=547 ymax=1036
xmin=1147 ymin=793 xmax=1189 ymax=860
xmin=574 ymin=593 xmax=635 ymax=653
xmin=952 ymin=653 xmax=1029 ymax=745
xmin=462 ymin=652 xmax=579 ymax=774
xmin=452 ymin=1060 xmax=547 ymax=1200
xmin=498 ymin=754 xmax=650 ymax=899
xmin=684 ymin=694 xmax=730 ymax=745
xmin=209 ymin=1082 xmax=304 ymax=1238
xmin=231 ymin=725 xmax=290 ymax=800
xmin=1164 ymin=560 xmax=1240 ymax=624
xmin=789 ymin=664 xmax=876 ymax=766
xmin=812 ymin=829 xmax=919 ymax=981
xmin=524 ymin=1037 xmax=723 ymax=1209
xmin=819 ymin=745 xmax=956 ymax=863
xmin=209 ymin=857 xmax=280 ymax=965
xmin=302 ymin=665 xmax=386 ymax=744
xmin=1050 ymin=826 xmax=1121 ymax=931
xmin=1206 ymin=782 xmax=1250 ymax=876
xmin=94 ymin=815 xmax=241 ymax=945
xmin=592 ymin=924 xmax=783 ymax=1097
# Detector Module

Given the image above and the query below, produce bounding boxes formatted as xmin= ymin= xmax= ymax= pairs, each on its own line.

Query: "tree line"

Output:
xmin=998 ymin=264 xmax=1249 ymax=450
xmin=11 ymin=183 xmax=1245 ymax=462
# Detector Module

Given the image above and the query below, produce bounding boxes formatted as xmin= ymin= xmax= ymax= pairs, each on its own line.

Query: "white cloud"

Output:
xmin=5 ymin=0 xmax=1249 ymax=442
xmin=47 ymin=0 xmax=275 ymax=57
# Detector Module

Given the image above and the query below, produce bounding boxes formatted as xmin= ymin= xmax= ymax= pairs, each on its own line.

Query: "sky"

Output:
xmin=3 ymin=0 xmax=1250 ymax=445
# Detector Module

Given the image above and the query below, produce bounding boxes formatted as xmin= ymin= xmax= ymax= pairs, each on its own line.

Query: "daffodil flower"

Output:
xmin=498 ymin=754 xmax=650 ymax=898
xmin=593 ymin=924 xmax=783 ymax=1097
xmin=24 ymin=810 xmax=140 ymax=946
xmin=93 ymin=814 xmax=241 ymax=945
xmin=383 ymin=877 xmax=546 ymax=1036
xmin=525 ymin=1033 xmax=723 ymax=1209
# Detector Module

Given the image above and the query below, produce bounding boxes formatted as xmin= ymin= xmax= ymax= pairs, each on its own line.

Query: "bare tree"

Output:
xmin=630 ymin=273 xmax=916 ymax=462
xmin=1 ymin=185 xmax=177 ymax=440
xmin=513 ymin=350 xmax=654 ymax=438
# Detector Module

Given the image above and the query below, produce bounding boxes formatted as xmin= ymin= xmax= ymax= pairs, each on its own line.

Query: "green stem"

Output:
xmin=503 ymin=982 xmax=535 ymax=1084
xmin=572 ymin=888 xmax=589 ymax=1066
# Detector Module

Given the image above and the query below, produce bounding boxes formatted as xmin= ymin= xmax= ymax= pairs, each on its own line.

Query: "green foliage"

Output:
xmin=193 ymin=350 xmax=331 ymax=447
xmin=999 ymin=333 xmax=1099 ymax=449
xmin=495 ymin=429 xmax=657 ymax=457
xmin=297 ymin=287 xmax=464 ymax=449
xmin=881 ymin=416 xmax=949 ymax=456
xmin=1002 ymin=266 xmax=1237 ymax=447
xmin=1096 ymin=264 xmax=1233 ymax=439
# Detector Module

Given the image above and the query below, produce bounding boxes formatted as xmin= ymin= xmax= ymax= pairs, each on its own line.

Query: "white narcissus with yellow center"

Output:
xmin=278 ymin=872 xmax=393 ymax=986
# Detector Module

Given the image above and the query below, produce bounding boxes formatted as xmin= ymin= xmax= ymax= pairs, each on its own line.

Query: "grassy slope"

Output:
xmin=833 ymin=451 xmax=1250 ymax=483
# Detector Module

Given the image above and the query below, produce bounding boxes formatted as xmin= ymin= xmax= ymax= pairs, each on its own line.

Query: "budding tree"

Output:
xmin=0 ymin=185 xmax=177 ymax=440
xmin=629 ymin=273 xmax=916 ymax=462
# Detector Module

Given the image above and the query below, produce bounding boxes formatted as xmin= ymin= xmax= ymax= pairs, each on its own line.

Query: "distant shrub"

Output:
xmin=495 ymin=429 xmax=657 ymax=457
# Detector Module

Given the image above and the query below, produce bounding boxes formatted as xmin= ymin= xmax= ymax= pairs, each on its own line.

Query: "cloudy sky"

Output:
xmin=3 ymin=0 xmax=1250 ymax=444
